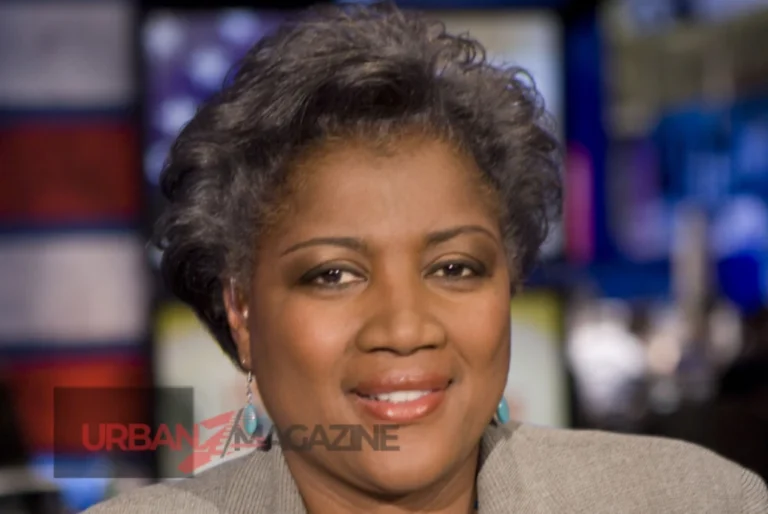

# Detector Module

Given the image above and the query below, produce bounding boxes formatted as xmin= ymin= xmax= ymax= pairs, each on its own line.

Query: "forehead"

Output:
xmin=280 ymin=136 xmax=499 ymax=234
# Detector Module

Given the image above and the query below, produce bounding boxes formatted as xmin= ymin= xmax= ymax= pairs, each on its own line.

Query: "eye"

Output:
xmin=430 ymin=262 xmax=484 ymax=279
xmin=302 ymin=267 xmax=365 ymax=288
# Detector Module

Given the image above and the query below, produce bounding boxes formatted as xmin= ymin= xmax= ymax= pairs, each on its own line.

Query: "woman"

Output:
xmin=88 ymin=3 xmax=767 ymax=513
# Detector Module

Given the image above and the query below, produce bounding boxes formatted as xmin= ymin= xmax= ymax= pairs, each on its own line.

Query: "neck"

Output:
xmin=283 ymin=445 xmax=481 ymax=514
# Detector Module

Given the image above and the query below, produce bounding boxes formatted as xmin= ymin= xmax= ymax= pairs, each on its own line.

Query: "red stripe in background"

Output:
xmin=2 ymin=356 xmax=150 ymax=453
xmin=0 ymin=123 xmax=140 ymax=224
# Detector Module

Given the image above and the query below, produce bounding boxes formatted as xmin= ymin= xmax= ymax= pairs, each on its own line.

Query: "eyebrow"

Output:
xmin=424 ymin=225 xmax=498 ymax=247
xmin=280 ymin=225 xmax=498 ymax=256
xmin=281 ymin=237 xmax=367 ymax=256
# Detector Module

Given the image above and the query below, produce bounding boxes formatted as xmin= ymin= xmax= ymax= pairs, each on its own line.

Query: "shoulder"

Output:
xmin=81 ymin=481 xmax=215 ymax=514
xmin=491 ymin=422 xmax=768 ymax=512
xmin=82 ymin=450 xmax=279 ymax=514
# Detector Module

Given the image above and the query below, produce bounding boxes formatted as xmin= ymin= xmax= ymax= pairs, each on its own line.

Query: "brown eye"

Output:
xmin=430 ymin=262 xmax=484 ymax=279
xmin=301 ymin=267 xmax=365 ymax=287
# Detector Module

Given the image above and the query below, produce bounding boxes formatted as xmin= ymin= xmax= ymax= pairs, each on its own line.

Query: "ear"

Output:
xmin=223 ymin=278 xmax=252 ymax=370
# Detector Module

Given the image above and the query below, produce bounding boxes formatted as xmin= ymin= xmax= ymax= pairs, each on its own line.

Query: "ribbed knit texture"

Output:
xmin=85 ymin=422 xmax=768 ymax=513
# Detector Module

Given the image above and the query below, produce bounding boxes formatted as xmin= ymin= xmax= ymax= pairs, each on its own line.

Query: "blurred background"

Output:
xmin=1 ymin=0 xmax=767 ymax=511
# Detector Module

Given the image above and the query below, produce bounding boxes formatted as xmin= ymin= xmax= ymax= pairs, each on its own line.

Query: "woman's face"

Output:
xmin=231 ymin=136 xmax=511 ymax=504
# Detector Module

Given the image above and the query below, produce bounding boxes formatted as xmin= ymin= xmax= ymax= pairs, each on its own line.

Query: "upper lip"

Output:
xmin=351 ymin=373 xmax=452 ymax=396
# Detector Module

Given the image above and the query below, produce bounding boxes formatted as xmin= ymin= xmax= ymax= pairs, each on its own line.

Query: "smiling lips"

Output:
xmin=352 ymin=374 xmax=451 ymax=423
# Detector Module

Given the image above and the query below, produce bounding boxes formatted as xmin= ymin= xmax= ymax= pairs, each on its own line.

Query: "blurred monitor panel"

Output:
xmin=140 ymin=7 xmax=564 ymax=263
xmin=609 ymin=111 xmax=768 ymax=258
xmin=508 ymin=290 xmax=569 ymax=428
xmin=606 ymin=101 xmax=768 ymax=308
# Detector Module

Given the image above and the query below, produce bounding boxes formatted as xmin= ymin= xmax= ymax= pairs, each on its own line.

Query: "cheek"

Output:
xmin=275 ymin=298 xmax=358 ymax=365
xmin=248 ymin=295 xmax=357 ymax=414
xmin=445 ymin=288 xmax=511 ymax=368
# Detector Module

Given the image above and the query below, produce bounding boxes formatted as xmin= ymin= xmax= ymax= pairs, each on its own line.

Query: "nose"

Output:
xmin=355 ymin=271 xmax=448 ymax=355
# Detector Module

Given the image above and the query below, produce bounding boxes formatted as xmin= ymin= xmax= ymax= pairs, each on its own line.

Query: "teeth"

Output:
xmin=370 ymin=390 xmax=432 ymax=403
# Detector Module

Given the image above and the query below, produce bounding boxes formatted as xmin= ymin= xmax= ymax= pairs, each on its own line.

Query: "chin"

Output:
xmin=351 ymin=436 xmax=465 ymax=495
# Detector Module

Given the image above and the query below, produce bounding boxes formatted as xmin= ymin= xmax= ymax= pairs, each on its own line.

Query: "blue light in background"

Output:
xmin=28 ymin=454 xmax=111 ymax=512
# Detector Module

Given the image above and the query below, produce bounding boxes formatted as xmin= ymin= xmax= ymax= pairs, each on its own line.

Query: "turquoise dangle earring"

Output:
xmin=495 ymin=396 xmax=510 ymax=425
xmin=243 ymin=371 xmax=259 ymax=436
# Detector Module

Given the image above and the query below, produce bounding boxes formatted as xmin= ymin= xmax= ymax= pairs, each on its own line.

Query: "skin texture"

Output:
xmin=225 ymin=136 xmax=512 ymax=514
